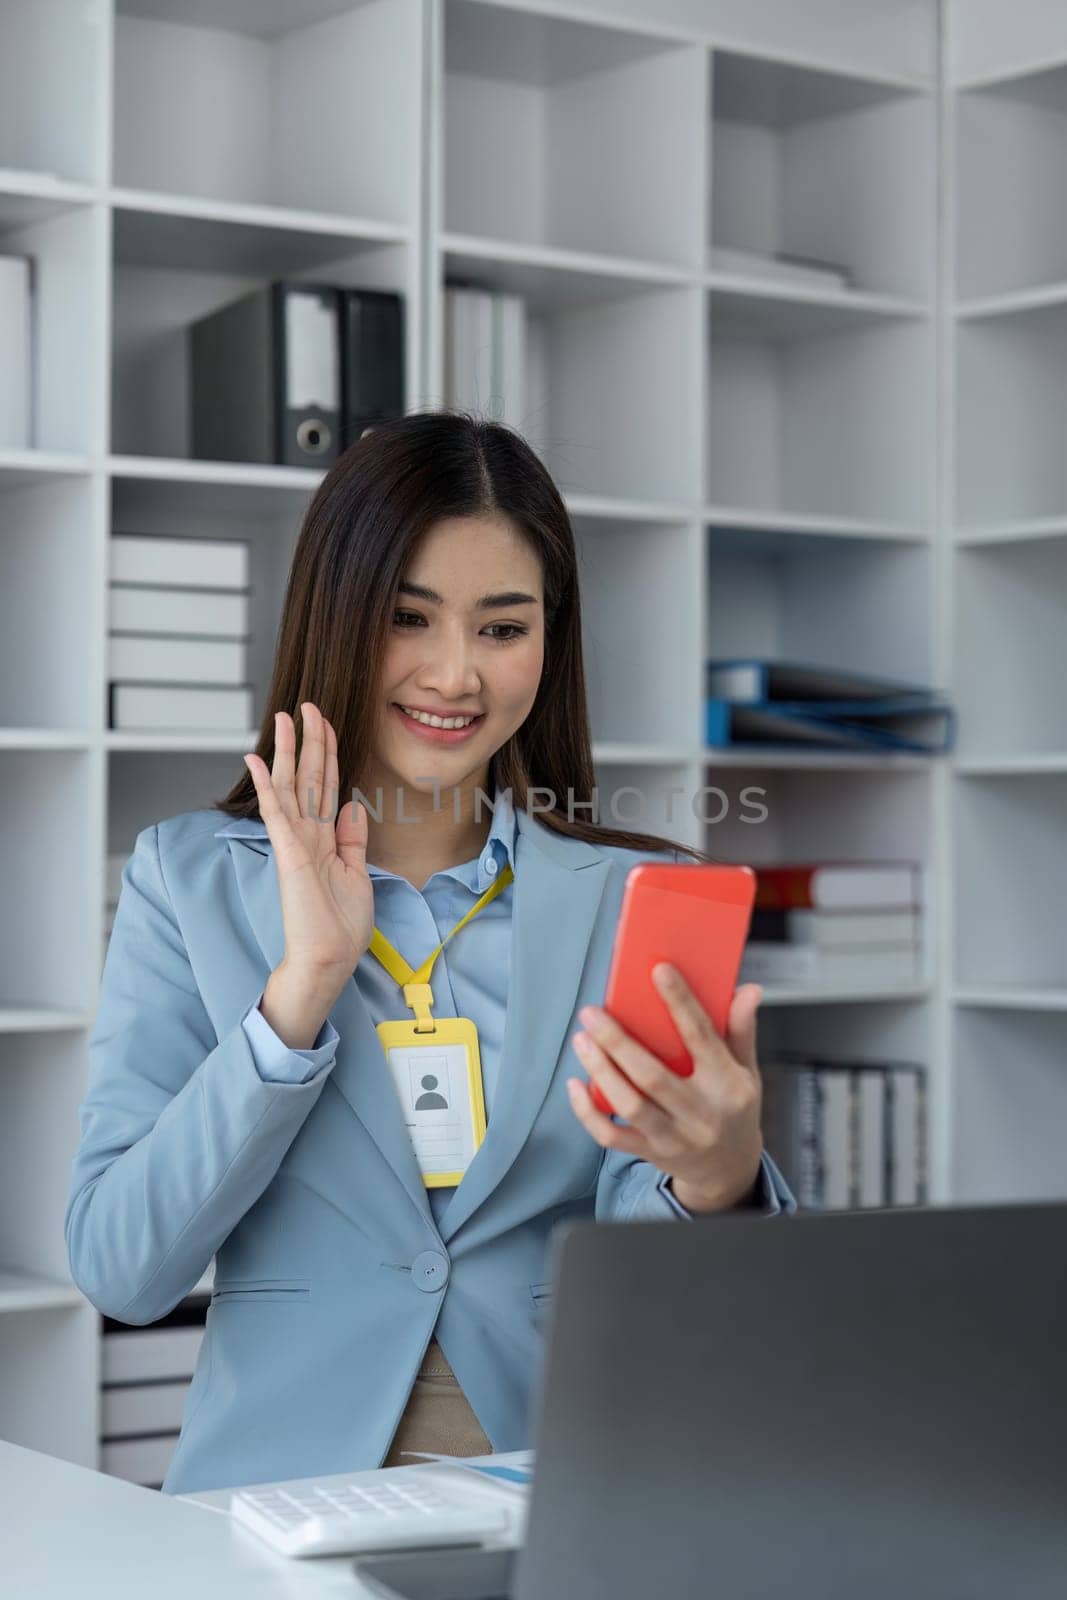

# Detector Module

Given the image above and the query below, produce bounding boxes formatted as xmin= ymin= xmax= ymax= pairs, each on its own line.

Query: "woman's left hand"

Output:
xmin=566 ymin=962 xmax=764 ymax=1213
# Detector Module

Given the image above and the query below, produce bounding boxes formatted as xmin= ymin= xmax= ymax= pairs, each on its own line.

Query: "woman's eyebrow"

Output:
xmin=397 ymin=581 xmax=540 ymax=609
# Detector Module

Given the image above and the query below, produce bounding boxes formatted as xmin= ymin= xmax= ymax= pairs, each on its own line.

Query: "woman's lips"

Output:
xmin=391 ymin=703 xmax=487 ymax=744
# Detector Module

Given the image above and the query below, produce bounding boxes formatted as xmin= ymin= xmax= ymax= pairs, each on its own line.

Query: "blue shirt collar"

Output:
xmin=366 ymin=785 xmax=516 ymax=894
xmin=478 ymin=784 xmax=516 ymax=888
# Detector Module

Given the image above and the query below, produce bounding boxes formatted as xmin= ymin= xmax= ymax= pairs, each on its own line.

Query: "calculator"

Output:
xmin=229 ymin=1469 xmax=511 ymax=1558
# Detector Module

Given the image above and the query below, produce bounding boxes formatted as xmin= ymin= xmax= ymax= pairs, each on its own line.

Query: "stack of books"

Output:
xmin=705 ymin=658 xmax=956 ymax=754
xmin=0 ymin=252 xmax=32 ymax=449
xmin=740 ymin=862 xmax=923 ymax=989
xmin=107 ymin=533 xmax=253 ymax=731
xmin=443 ymin=284 xmax=525 ymax=426
xmin=760 ymin=1054 xmax=928 ymax=1210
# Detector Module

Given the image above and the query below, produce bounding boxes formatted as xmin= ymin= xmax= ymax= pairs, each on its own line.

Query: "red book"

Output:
xmin=754 ymin=863 xmax=921 ymax=912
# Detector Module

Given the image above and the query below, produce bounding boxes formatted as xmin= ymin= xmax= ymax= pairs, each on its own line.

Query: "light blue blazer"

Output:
xmin=66 ymin=803 xmax=796 ymax=1494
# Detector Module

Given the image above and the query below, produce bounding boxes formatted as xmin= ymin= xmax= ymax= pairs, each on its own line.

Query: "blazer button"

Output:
xmin=411 ymin=1250 xmax=450 ymax=1293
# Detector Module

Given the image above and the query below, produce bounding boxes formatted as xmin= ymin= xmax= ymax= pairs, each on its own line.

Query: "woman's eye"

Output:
xmin=391 ymin=611 xmax=526 ymax=643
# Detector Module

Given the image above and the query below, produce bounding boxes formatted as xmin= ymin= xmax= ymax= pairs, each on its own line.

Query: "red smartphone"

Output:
xmin=588 ymin=862 xmax=756 ymax=1117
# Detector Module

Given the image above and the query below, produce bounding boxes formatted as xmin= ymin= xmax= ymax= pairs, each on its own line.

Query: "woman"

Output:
xmin=66 ymin=412 xmax=796 ymax=1496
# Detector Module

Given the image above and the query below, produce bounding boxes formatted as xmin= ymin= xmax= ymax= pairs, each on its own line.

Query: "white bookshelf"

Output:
xmin=0 ymin=0 xmax=1060 ymax=1478
xmin=0 ymin=0 xmax=428 ymax=1477
xmin=945 ymin=0 xmax=1067 ymax=1209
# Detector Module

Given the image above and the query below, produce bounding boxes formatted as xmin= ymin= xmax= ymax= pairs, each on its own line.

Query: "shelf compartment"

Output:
xmin=0 ymin=1 xmax=105 ymax=185
xmin=113 ymin=1 xmax=419 ymax=224
xmin=439 ymin=277 xmax=700 ymax=504
xmin=709 ymin=48 xmax=936 ymax=301
xmin=442 ymin=0 xmax=704 ymax=269
xmin=953 ymin=540 xmax=1067 ymax=759
xmin=574 ymin=517 xmax=700 ymax=749
xmin=0 ymin=477 xmax=100 ymax=732
xmin=956 ymin=60 xmax=1067 ymax=301
xmin=755 ymin=992 xmax=935 ymax=1203
xmin=705 ymin=525 xmax=935 ymax=691
xmin=108 ymin=474 xmax=311 ymax=741
xmin=0 ymin=752 xmax=96 ymax=1011
xmin=0 ymin=203 xmax=104 ymax=454
xmin=110 ymin=239 xmax=409 ymax=462
xmin=706 ymin=295 xmax=934 ymax=525
xmin=0 ymin=1032 xmax=96 ymax=1282
xmin=955 ymin=297 xmax=1067 ymax=525
xmin=954 ymin=773 xmax=1067 ymax=990
xmin=435 ymin=242 xmax=701 ymax=485
xmin=756 ymin=992 xmax=930 ymax=1058
xmin=0 ymin=1302 xmax=97 ymax=1463
xmin=952 ymin=1009 xmax=1067 ymax=1204
xmin=693 ymin=765 xmax=934 ymax=997
xmin=692 ymin=759 xmax=933 ymax=883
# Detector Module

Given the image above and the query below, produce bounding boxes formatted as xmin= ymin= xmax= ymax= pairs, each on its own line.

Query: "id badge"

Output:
xmin=376 ymin=1016 xmax=488 ymax=1187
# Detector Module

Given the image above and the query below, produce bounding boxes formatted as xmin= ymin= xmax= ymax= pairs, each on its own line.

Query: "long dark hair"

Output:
xmin=214 ymin=410 xmax=716 ymax=864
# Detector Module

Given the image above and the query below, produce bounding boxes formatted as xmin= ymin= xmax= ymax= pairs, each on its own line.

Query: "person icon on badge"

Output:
xmin=414 ymin=1074 xmax=449 ymax=1110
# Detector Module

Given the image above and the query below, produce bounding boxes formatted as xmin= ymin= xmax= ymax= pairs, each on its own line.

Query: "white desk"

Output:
xmin=0 ymin=1439 xmax=510 ymax=1597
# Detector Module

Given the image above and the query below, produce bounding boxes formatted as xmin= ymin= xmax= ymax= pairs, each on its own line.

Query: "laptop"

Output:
xmin=353 ymin=1201 xmax=1067 ymax=1600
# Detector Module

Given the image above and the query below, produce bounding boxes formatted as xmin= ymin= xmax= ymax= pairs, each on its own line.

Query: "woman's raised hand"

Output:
xmin=242 ymin=702 xmax=374 ymax=987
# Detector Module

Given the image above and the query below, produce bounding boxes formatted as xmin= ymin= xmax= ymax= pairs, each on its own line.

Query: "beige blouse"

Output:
xmin=381 ymin=1337 xmax=493 ymax=1467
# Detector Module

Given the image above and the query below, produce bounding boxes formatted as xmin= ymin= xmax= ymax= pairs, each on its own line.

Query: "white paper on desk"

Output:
xmin=399 ymin=1449 xmax=534 ymax=1492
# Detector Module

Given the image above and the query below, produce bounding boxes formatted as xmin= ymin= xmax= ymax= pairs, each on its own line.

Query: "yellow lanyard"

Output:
xmin=368 ymin=863 xmax=515 ymax=1033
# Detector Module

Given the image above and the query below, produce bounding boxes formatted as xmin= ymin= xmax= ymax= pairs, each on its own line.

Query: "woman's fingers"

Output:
xmin=335 ymin=791 xmax=369 ymax=868
xmin=296 ymin=702 xmax=326 ymax=822
xmin=576 ymin=1005 xmax=691 ymax=1120
xmin=323 ymin=714 xmax=339 ymax=823
xmin=270 ymin=709 xmax=297 ymax=822
xmin=248 ymin=701 xmax=343 ymax=854
xmin=243 ymin=750 xmax=302 ymax=870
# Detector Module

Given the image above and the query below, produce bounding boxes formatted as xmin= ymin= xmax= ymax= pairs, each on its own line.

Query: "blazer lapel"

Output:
xmin=213 ymin=806 xmax=614 ymax=1243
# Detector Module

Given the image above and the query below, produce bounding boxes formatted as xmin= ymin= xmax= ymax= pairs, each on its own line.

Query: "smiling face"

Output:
xmin=365 ymin=513 xmax=546 ymax=806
